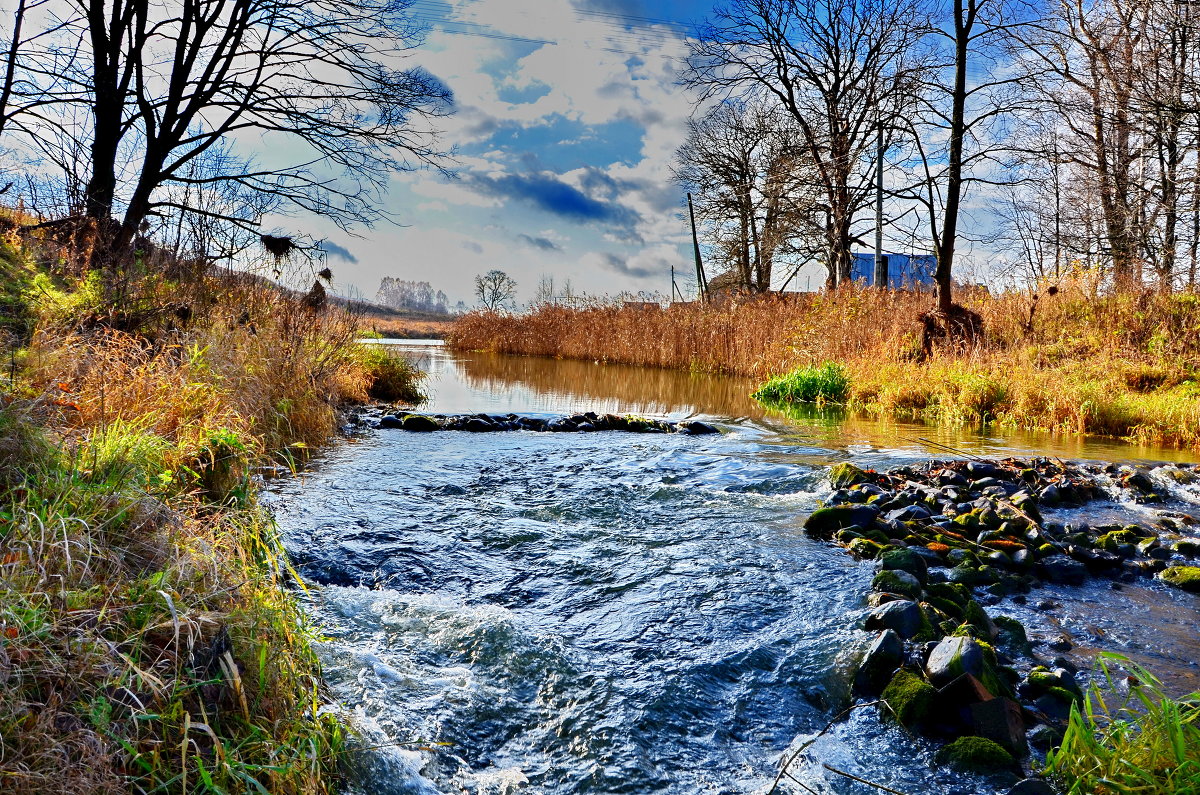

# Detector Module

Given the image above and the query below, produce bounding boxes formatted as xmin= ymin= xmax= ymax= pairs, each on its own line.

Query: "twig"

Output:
xmin=914 ymin=436 xmax=989 ymax=462
xmin=822 ymin=764 xmax=912 ymax=795
xmin=768 ymin=701 xmax=881 ymax=794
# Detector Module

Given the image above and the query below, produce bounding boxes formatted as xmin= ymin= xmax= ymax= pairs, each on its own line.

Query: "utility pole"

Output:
xmin=874 ymin=124 xmax=887 ymax=289
xmin=687 ymin=192 xmax=709 ymax=301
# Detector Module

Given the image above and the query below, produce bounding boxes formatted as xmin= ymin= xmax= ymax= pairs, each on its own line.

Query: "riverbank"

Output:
xmin=0 ymin=237 xmax=420 ymax=792
xmin=448 ymin=285 xmax=1200 ymax=450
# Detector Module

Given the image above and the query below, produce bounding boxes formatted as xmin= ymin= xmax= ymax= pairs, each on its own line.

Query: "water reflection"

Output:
xmin=403 ymin=343 xmax=1197 ymax=465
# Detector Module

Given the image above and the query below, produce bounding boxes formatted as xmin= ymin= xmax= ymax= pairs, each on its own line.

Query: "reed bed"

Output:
xmin=449 ymin=284 xmax=1200 ymax=449
xmin=0 ymin=236 xmax=421 ymax=793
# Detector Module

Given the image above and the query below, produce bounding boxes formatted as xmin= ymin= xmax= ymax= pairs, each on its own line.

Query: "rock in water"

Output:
xmin=829 ymin=462 xmax=871 ymax=488
xmin=803 ymin=504 xmax=880 ymax=540
xmin=856 ymin=630 xmax=904 ymax=694
xmin=378 ymin=415 xmax=403 ymax=429
xmin=401 ymin=414 xmax=440 ymax=432
xmin=865 ymin=600 xmax=924 ymax=639
xmin=925 ymin=635 xmax=985 ymax=686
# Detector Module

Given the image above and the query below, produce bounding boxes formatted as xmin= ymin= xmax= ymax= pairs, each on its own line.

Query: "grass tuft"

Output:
xmin=752 ymin=361 xmax=849 ymax=404
xmin=1044 ymin=653 xmax=1200 ymax=794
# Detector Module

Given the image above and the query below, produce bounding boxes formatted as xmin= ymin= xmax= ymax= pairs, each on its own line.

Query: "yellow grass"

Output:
xmin=449 ymin=284 xmax=1200 ymax=450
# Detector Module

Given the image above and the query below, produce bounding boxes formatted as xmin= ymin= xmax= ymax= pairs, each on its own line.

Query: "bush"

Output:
xmin=354 ymin=343 xmax=425 ymax=403
xmin=752 ymin=361 xmax=850 ymax=404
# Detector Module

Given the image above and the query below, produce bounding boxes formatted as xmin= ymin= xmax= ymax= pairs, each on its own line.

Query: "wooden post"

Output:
xmin=688 ymin=192 xmax=708 ymax=301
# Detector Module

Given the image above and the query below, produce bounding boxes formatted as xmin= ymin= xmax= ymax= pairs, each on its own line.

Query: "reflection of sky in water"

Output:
xmin=377 ymin=341 xmax=1199 ymax=465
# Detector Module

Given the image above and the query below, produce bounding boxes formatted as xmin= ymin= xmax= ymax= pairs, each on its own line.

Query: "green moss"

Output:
xmin=848 ymin=537 xmax=885 ymax=559
xmin=872 ymin=569 xmax=922 ymax=599
xmin=1096 ymin=528 xmax=1140 ymax=552
xmin=1160 ymin=566 xmax=1200 ymax=593
xmin=994 ymin=615 xmax=1032 ymax=656
xmin=828 ymin=461 xmax=870 ymax=488
xmin=934 ymin=736 xmax=1015 ymax=772
xmin=881 ymin=669 xmax=936 ymax=728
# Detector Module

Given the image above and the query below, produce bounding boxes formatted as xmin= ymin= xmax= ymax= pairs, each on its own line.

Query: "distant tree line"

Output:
xmin=376 ymin=277 xmax=459 ymax=314
xmin=679 ymin=0 xmax=1200 ymax=312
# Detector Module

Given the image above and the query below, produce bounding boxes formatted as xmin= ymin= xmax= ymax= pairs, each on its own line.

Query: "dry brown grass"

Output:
xmin=0 ymin=236 xmax=424 ymax=793
xmin=450 ymin=283 xmax=1200 ymax=449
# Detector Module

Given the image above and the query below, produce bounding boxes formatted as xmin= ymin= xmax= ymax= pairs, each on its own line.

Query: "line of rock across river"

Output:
xmin=808 ymin=457 xmax=1200 ymax=793
xmin=372 ymin=410 xmax=721 ymax=435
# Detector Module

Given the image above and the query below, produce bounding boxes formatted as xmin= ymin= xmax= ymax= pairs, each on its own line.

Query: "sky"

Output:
xmin=304 ymin=0 xmax=716 ymax=307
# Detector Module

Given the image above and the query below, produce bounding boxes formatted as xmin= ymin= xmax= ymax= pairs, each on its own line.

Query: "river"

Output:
xmin=267 ymin=341 xmax=1200 ymax=795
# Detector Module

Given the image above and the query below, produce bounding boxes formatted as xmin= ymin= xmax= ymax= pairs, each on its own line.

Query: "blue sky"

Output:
xmin=303 ymin=0 xmax=716 ymax=306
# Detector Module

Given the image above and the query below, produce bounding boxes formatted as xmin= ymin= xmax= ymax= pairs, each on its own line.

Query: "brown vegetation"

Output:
xmin=449 ymin=283 xmax=1200 ymax=449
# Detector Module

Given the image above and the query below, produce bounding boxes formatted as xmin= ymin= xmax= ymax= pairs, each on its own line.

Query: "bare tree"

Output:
xmin=12 ymin=0 xmax=451 ymax=267
xmin=674 ymin=98 xmax=821 ymax=292
xmin=474 ymin=269 xmax=516 ymax=311
xmin=685 ymin=0 xmax=927 ymax=289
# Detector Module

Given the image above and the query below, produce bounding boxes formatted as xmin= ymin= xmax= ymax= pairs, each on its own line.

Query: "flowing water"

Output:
xmin=268 ymin=342 xmax=1200 ymax=795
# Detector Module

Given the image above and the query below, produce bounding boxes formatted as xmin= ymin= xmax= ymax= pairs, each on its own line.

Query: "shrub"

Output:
xmin=752 ymin=361 xmax=850 ymax=404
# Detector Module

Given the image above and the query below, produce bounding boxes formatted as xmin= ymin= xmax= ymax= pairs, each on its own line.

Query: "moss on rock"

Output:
xmin=934 ymin=736 xmax=1015 ymax=773
xmin=881 ymin=669 xmax=936 ymax=728
xmin=1160 ymin=565 xmax=1200 ymax=593
xmin=872 ymin=569 xmax=923 ymax=599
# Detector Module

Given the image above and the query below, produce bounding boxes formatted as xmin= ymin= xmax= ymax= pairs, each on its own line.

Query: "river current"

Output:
xmin=267 ymin=342 xmax=1200 ymax=795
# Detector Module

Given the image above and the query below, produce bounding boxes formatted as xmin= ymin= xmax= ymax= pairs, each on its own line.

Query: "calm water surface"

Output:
xmin=268 ymin=342 xmax=1200 ymax=795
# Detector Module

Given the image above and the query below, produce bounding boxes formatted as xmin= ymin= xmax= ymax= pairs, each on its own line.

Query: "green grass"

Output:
xmin=1045 ymin=653 xmax=1200 ymax=794
xmin=752 ymin=361 xmax=850 ymax=405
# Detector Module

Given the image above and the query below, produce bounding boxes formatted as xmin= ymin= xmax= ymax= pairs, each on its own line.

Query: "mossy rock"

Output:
xmin=1160 ymin=566 xmax=1200 ymax=593
xmin=848 ymin=538 xmax=886 ymax=559
xmin=880 ymin=548 xmax=929 ymax=584
xmin=401 ymin=414 xmax=441 ymax=432
xmin=934 ymin=736 xmax=1015 ymax=773
xmin=954 ymin=512 xmax=981 ymax=529
xmin=829 ymin=462 xmax=872 ymax=489
xmin=1096 ymin=528 xmax=1140 ymax=552
xmin=963 ymin=600 xmax=998 ymax=640
xmin=881 ymin=669 xmax=936 ymax=728
xmin=993 ymin=616 xmax=1032 ymax=656
xmin=804 ymin=504 xmax=880 ymax=540
xmin=926 ymin=581 xmax=971 ymax=608
xmin=872 ymin=569 xmax=922 ymax=600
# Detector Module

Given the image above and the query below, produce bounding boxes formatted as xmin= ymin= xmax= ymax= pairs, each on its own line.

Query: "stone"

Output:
xmin=856 ymin=630 xmax=904 ymax=694
xmin=803 ymin=504 xmax=880 ymax=540
xmin=880 ymin=548 xmax=930 ymax=583
xmin=929 ymin=673 xmax=994 ymax=734
xmin=865 ymin=600 xmax=924 ymax=639
xmin=464 ymin=417 xmax=498 ymax=432
xmin=678 ymin=420 xmax=719 ymax=435
xmin=401 ymin=414 xmax=440 ymax=432
xmin=829 ymin=462 xmax=872 ymax=488
xmin=1172 ymin=538 xmax=1200 ymax=557
xmin=881 ymin=669 xmax=936 ymax=727
xmin=970 ymin=697 xmax=1028 ymax=757
xmin=1159 ymin=565 xmax=1200 ymax=593
xmin=934 ymin=736 xmax=1015 ymax=773
xmin=378 ymin=414 xmax=403 ymax=429
xmin=886 ymin=504 xmax=932 ymax=523
xmin=1007 ymin=780 xmax=1055 ymax=795
xmin=872 ymin=569 xmax=923 ymax=600
xmin=926 ymin=635 xmax=985 ymax=686
xmin=1037 ymin=555 xmax=1087 ymax=585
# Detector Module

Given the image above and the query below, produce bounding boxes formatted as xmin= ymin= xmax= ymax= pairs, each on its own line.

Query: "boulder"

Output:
xmin=1006 ymin=780 xmax=1055 ymax=795
xmin=871 ymin=569 xmax=923 ymax=600
xmin=378 ymin=414 xmax=404 ymax=429
xmin=1159 ymin=565 xmax=1200 ymax=593
xmin=855 ymin=630 xmax=904 ymax=694
xmin=880 ymin=669 xmax=936 ymax=727
xmin=401 ymin=414 xmax=440 ymax=432
xmin=934 ymin=736 xmax=1015 ymax=774
xmin=803 ymin=504 xmax=880 ymax=540
xmin=926 ymin=635 xmax=985 ymax=686
xmin=464 ymin=417 xmax=498 ymax=432
xmin=829 ymin=462 xmax=872 ymax=489
xmin=970 ymin=697 xmax=1028 ymax=757
xmin=678 ymin=420 xmax=719 ymax=435
xmin=880 ymin=548 xmax=929 ymax=584
xmin=865 ymin=599 xmax=924 ymax=639
xmin=1037 ymin=555 xmax=1087 ymax=585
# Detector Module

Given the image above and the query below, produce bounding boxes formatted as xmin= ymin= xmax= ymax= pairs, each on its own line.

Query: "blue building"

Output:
xmin=850 ymin=252 xmax=936 ymax=289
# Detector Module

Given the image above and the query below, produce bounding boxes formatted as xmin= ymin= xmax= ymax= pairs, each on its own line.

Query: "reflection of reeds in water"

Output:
xmin=456 ymin=350 xmax=764 ymax=417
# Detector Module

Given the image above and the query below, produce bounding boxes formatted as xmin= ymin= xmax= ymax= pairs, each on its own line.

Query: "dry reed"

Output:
xmin=449 ymin=284 xmax=1200 ymax=450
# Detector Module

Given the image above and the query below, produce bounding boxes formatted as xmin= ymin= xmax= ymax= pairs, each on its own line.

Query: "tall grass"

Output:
xmin=450 ymin=284 xmax=1200 ymax=449
xmin=0 ymin=235 xmax=422 ymax=793
xmin=752 ymin=362 xmax=850 ymax=404
xmin=1045 ymin=653 xmax=1200 ymax=794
